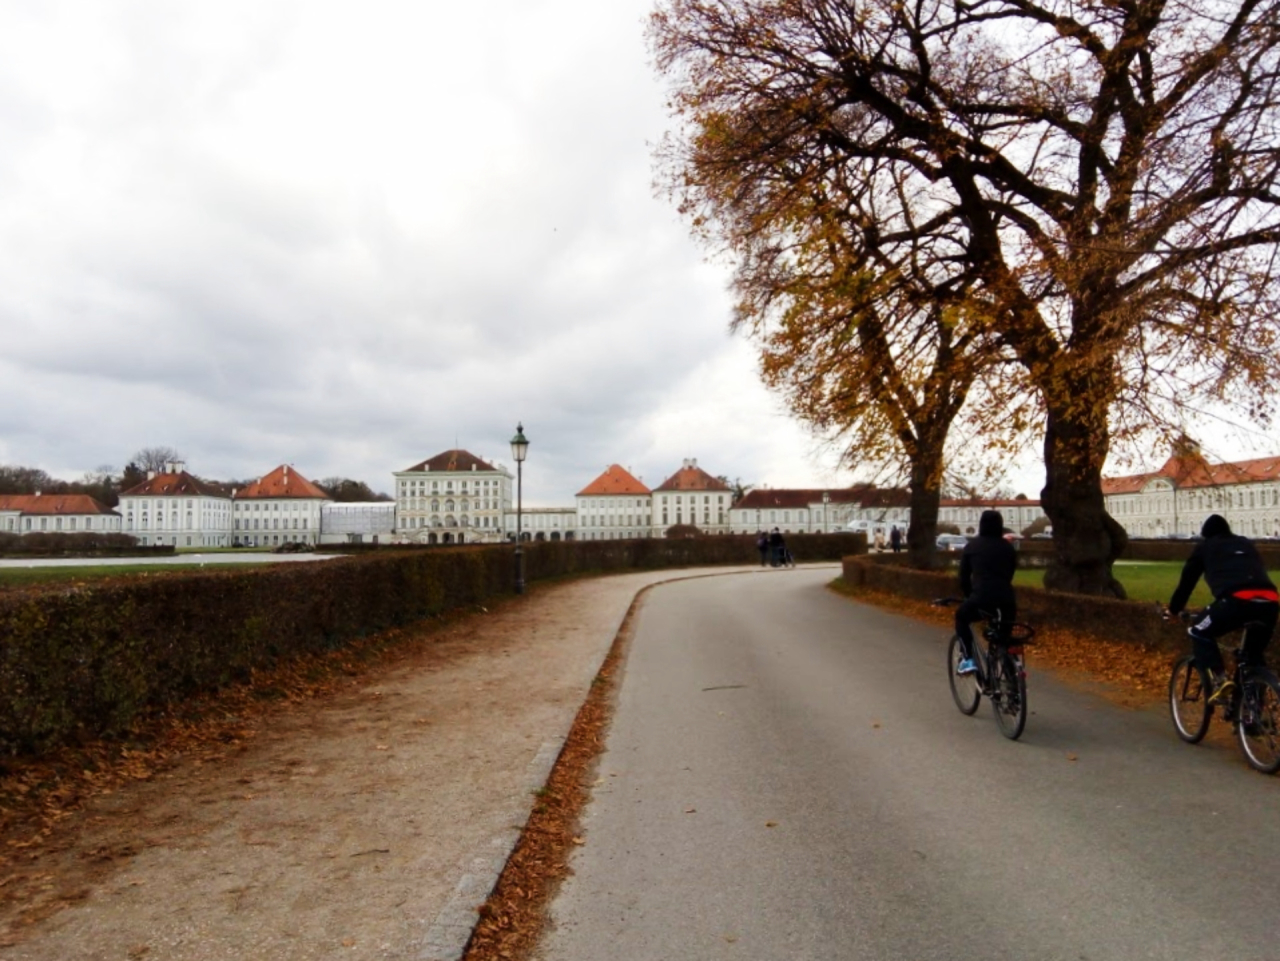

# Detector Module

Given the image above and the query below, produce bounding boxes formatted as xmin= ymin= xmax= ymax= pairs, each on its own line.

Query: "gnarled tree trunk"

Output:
xmin=1039 ymin=393 xmax=1128 ymax=597
xmin=905 ymin=432 xmax=946 ymax=571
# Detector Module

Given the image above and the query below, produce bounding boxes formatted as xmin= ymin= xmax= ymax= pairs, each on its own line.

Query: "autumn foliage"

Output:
xmin=651 ymin=0 xmax=1280 ymax=595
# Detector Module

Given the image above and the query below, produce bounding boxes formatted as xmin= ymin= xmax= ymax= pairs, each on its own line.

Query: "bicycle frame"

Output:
xmin=1166 ymin=608 xmax=1280 ymax=773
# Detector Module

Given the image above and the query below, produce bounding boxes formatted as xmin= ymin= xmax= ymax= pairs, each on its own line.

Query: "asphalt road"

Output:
xmin=536 ymin=566 xmax=1280 ymax=961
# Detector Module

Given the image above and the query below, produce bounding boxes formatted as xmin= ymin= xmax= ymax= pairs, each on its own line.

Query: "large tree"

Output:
xmin=130 ymin=446 xmax=184 ymax=474
xmin=751 ymin=264 xmax=1017 ymax=567
xmin=651 ymin=0 xmax=1280 ymax=595
xmin=316 ymin=477 xmax=392 ymax=502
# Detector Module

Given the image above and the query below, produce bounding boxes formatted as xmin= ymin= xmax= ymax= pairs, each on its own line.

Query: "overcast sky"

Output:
xmin=7 ymin=1 xmax=1257 ymax=506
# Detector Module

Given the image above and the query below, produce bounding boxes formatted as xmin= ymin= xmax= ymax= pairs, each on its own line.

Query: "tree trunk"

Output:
xmin=1040 ymin=400 xmax=1128 ymax=597
xmin=905 ymin=444 xmax=946 ymax=570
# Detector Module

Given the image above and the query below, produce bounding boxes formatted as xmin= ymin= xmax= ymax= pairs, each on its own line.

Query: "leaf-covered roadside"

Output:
xmin=461 ymin=597 xmax=631 ymax=961
xmin=829 ymin=580 xmax=1174 ymax=704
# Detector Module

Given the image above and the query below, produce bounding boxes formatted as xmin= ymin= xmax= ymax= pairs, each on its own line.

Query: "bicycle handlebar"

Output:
xmin=1157 ymin=603 xmax=1201 ymax=623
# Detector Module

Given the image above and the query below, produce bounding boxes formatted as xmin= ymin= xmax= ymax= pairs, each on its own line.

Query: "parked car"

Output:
xmin=936 ymin=533 xmax=969 ymax=551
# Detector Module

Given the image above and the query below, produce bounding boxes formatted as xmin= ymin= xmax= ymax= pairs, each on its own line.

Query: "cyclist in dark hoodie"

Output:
xmin=955 ymin=509 xmax=1018 ymax=675
xmin=1165 ymin=513 xmax=1279 ymax=703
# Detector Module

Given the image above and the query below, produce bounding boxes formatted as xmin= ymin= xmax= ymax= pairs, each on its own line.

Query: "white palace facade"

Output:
xmin=1103 ymin=450 xmax=1280 ymax=539
xmin=32 ymin=440 xmax=1280 ymax=549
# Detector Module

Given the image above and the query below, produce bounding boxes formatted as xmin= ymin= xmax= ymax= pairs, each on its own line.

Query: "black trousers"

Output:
xmin=1188 ymin=596 xmax=1278 ymax=674
xmin=955 ymin=596 xmax=1016 ymax=660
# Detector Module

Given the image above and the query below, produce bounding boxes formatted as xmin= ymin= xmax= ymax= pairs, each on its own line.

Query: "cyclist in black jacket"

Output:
xmin=955 ymin=510 xmax=1018 ymax=675
xmin=1165 ymin=514 xmax=1279 ymax=703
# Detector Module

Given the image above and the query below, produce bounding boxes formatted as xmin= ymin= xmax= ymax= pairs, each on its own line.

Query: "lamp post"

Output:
xmin=510 ymin=423 xmax=529 ymax=594
xmin=822 ymin=490 xmax=830 ymax=532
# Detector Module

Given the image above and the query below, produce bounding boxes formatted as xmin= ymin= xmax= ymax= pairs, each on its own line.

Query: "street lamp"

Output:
xmin=510 ymin=423 xmax=529 ymax=594
xmin=822 ymin=490 xmax=830 ymax=532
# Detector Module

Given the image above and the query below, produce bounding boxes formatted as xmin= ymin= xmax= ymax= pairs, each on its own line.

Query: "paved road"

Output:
xmin=537 ymin=568 xmax=1280 ymax=961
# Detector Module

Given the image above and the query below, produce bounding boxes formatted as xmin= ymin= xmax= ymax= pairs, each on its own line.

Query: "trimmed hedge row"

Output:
xmin=0 ymin=532 xmax=173 ymax=558
xmin=841 ymin=554 xmax=1175 ymax=652
xmin=0 ymin=533 xmax=863 ymax=755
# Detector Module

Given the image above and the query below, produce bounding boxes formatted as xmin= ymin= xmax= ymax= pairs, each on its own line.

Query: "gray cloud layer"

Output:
xmin=0 ymin=0 xmax=871 ymax=503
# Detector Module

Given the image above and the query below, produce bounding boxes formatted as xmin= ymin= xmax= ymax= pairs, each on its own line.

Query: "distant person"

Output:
xmin=873 ymin=529 xmax=886 ymax=552
xmin=1165 ymin=514 xmax=1279 ymax=704
xmin=890 ymin=525 xmax=902 ymax=553
xmin=756 ymin=530 xmax=769 ymax=567
xmin=769 ymin=527 xmax=784 ymax=567
xmin=955 ymin=510 xmax=1018 ymax=675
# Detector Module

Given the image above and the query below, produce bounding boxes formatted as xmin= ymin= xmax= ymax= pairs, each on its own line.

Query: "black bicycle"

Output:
xmin=1166 ymin=609 xmax=1280 ymax=774
xmin=935 ymin=598 xmax=1034 ymax=740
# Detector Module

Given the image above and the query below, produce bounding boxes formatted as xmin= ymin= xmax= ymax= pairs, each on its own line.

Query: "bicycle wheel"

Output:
xmin=1168 ymin=655 xmax=1211 ymax=744
xmin=947 ymin=634 xmax=980 ymax=716
xmin=1236 ymin=671 xmax=1280 ymax=774
xmin=991 ymin=650 xmax=1027 ymax=740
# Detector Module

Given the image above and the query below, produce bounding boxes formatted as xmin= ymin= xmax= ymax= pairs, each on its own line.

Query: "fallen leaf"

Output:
xmin=872 ymin=722 xmax=882 ymax=729
xmin=1066 ymin=753 xmax=1079 ymax=762
xmin=765 ymin=821 xmax=778 ymax=828
xmin=342 ymin=938 xmax=356 ymax=947
xmin=684 ymin=808 xmax=696 ymax=814
xmin=571 ymin=837 xmax=585 ymax=845
xmin=375 ymin=745 xmax=389 ymax=751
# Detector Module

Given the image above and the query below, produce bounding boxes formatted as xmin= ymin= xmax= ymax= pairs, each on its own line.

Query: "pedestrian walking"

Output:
xmin=756 ymin=530 xmax=769 ymax=567
xmin=890 ymin=525 xmax=902 ymax=553
xmin=769 ymin=527 xmax=784 ymax=567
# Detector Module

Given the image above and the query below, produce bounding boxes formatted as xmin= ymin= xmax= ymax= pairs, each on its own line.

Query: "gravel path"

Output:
xmin=0 ymin=567 xmax=768 ymax=961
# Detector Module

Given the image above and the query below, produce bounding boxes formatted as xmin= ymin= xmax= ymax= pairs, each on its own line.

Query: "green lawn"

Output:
xmin=1012 ymin=560 xmax=1280 ymax=607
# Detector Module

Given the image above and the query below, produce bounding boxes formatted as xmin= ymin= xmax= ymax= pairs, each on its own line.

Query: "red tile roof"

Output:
xmin=577 ymin=465 xmax=651 ymax=497
xmin=0 ymin=494 xmax=117 ymax=516
xmin=402 ymin=450 xmax=499 ymax=473
xmin=654 ymin=460 xmax=731 ymax=493
xmin=234 ymin=465 xmax=330 ymax=500
xmin=734 ymin=486 xmax=892 ymax=509
xmin=120 ymin=471 xmax=229 ymax=498
xmin=1102 ymin=453 xmax=1280 ymax=494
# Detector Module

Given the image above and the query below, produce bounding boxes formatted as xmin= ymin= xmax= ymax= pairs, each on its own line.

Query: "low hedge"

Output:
xmin=0 ymin=533 xmax=863 ymax=756
xmin=841 ymin=554 xmax=1174 ymax=651
xmin=0 ymin=532 xmax=172 ymax=558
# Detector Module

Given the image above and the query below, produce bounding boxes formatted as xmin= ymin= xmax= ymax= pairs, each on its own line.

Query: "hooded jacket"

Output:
xmin=1168 ymin=514 xmax=1276 ymax=613
xmin=959 ymin=510 xmax=1018 ymax=602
